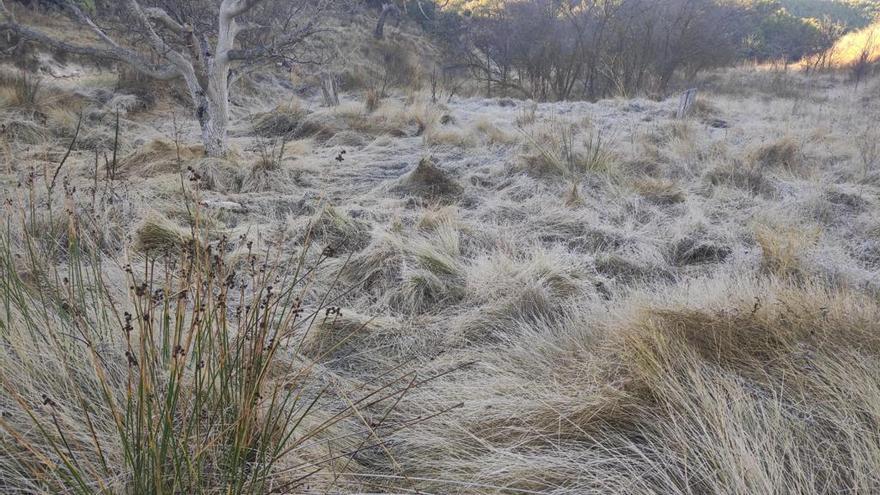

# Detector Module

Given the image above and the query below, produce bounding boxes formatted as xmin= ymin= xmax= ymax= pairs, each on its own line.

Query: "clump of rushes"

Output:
xmin=0 ymin=186 xmax=427 ymax=493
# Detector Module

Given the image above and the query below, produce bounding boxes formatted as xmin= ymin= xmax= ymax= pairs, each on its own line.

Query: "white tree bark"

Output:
xmin=1 ymin=0 xmax=321 ymax=158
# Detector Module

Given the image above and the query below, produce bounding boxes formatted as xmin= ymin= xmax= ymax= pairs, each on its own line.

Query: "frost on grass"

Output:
xmin=3 ymin=58 xmax=880 ymax=494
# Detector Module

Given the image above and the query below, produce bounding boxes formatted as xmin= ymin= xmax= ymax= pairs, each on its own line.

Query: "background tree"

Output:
xmin=0 ymin=0 xmax=329 ymax=157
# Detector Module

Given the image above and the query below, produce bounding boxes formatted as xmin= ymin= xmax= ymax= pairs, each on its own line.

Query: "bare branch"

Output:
xmin=121 ymin=0 xmax=192 ymax=73
xmin=0 ymin=1 xmax=180 ymax=80
xmin=2 ymin=0 xmax=330 ymax=158
xmin=227 ymin=14 xmax=322 ymax=62
xmin=222 ymin=0 xmax=272 ymax=20
xmin=143 ymin=7 xmax=186 ymax=34
xmin=59 ymin=0 xmax=128 ymax=51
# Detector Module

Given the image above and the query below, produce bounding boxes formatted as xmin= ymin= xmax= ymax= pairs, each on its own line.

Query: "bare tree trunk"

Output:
xmin=198 ymin=2 xmax=236 ymax=157
xmin=193 ymin=86 xmax=229 ymax=158
xmin=374 ymin=3 xmax=398 ymax=39
xmin=320 ymin=73 xmax=339 ymax=107
xmin=1 ymin=0 xmax=326 ymax=158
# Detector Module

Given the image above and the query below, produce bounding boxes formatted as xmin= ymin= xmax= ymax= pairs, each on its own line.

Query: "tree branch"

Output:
xmin=143 ymin=7 xmax=186 ymax=34
xmin=222 ymin=0 xmax=272 ymax=21
xmin=121 ymin=0 xmax=192 ymax=73
xmin=0 ymin=1 xmax=180 ymax=80
xmin=227 ymin=20 xmax=320 ymax=61
xmin=2 ymin=28 xmax=180 ymax=80
xmin=59 ymin=0 xmax=128 ymax=51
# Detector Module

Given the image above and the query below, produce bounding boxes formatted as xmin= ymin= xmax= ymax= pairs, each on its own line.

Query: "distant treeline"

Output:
xmin=778 ymin=0 xmax=878 ymax=29
xmin=381 ymin=0 xmax=877 ymax=100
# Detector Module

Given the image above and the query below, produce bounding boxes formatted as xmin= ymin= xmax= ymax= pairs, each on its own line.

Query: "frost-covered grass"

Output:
xmin=2 ymin=60 xmax=880 ymax=493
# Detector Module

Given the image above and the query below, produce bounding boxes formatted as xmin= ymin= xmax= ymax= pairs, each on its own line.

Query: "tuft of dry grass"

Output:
xmin=301 ymin=204 xmax=372 ymax=254
xmin=519 ymin=120 xmax=616 ymax=178
xmin=514 ymin=102 xmax=538 ymax=127
xmin=473 ymin=117 xmax=517 ymax=145
xmin=393 ymin=156 xmax=463 ymax=202
xmin=252 ymin=101 xmax=309 ymax=137
xmin=384 ymin=276 xmax=880 ymax=493
xmin=450 ymin=247 xmax=592 ymax=344
xmin=301 ymin=310 xmax=382 ymax=360
xmin=364 ymin=87 xmax=382 ymax=113
xmin=705 ymin=158 xmax=773 ymax=196
xmin=339 ymin=221 xmax=468 ymax=315
xmin=134 ymin=213 xmax=191 ymax=255
xmin=562 ymin=182 xmax=584 ymax=207
xmin=422 ymin=125 xmax=477 ymax=148
xmin=754 ymin=222 xmax=821 ymax=278
xmin=631 ymin=177 xmax=685 ymax=204
xmin=0 ymin=69 xmax=43 ymax=111
xmin=750 ymin=137 xmax=802 ymax=171
xmin=121 ymin=139 xmax=205 ymax=177
xmin=0 ymin=117 xmax=48 ymax=145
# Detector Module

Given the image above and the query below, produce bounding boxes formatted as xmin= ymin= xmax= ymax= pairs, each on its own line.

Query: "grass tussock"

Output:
xmin=519 ymin=120 xmax=616 ymax=178
xmin=751 ymin=137 xmax=802 ymax=171
xmin=705 ymin=158 xmax=774 ymax=196
xmin=302 ymin=204 xmax=372 ymax=254
xmin=0 ymin=197 xmax=416 ymax=494
xmin=341 ymin=223 xmax=467 ymax=314
xmin=121 ymin=139 xmax=205 ymax=177
xmin=755 ymin=222 xmax=821 ymax=279
xmin=451 ymin=247 xmax=592 ymax=343
xmin=189 ymin=157 xmax=242 ymax=192
xmin=668 ymin=233 xmax=732 ymax=266
xmin=472 ymin=117 xmax=517 ymax=145
xmin=333 ymin=100 xmax=433 ymax=139
xmin=363 ymin=87 xmax=382 ymax=113
xmin=134 ymin=213 xmax=188 ymax=252
xmin=631 ymin=177 xmax=686 ymax=204
xmin=394 ymin=227 xmax=466 ymax=313
xmin=251 ymin=101 xmax=309 ymax=138
xmin=388 ymin=277 xmax=880 ymax=493
xmin=0 ymin=117 xmax=48 ymax=145
xmin=422 ymin=124 xmax=477 ymax=148
xmin=393 ymin=157 xmax=463 ymax=202
xmin=301 ymin=310 xmax=383 ymax=360
xmin=0 ymin=70 xmax=42 ymax=110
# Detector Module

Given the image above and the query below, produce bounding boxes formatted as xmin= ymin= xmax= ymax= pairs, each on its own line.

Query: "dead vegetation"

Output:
xmin=1 ymin=20 xmax=880 ymax=493
xmin=755 ymin=222 xmax=821 ymax=279
xmin=751 ymin=137 xmax=803 ymax=171
xmin=393 ymin=156 xmax=463 ymax=202
xmin=121 ymin=138 xmax=205 ymax=176
xmin=519 ymin=119 xmax=616 ymax=178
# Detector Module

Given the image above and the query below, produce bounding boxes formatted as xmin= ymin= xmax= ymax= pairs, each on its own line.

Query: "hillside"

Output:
xmin=2 ymin=2 xmax=880 ymax=494
xmin=780 ymin=0 xmax=878 ymax=29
